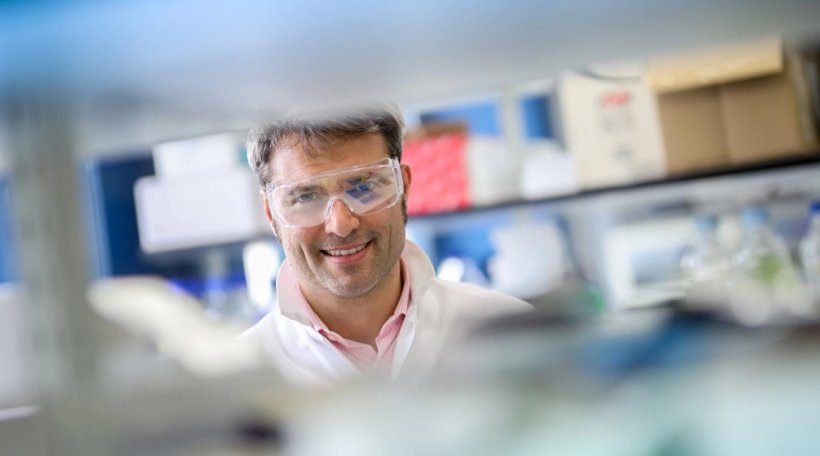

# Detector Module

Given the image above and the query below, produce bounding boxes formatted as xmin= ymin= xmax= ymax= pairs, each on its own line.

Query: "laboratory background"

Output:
xmin=2 ymin=1 xmax=820 ymax=455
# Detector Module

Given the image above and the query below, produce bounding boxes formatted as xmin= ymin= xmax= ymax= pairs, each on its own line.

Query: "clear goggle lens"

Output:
xmin=265 ymin=158 xmax=403 ymax=228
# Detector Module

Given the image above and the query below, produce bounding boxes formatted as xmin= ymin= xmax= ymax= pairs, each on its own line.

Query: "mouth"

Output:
xmin=321 ymin=241 xmax=371 ymax=258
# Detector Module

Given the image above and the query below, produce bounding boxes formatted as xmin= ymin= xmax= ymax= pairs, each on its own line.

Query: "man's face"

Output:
xmin=263 ymin=133 xmax=411 ymax=300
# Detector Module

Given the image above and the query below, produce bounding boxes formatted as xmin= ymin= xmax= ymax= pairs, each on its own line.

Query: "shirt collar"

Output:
xmin=277 ymin=256 xmax=412 ymax=331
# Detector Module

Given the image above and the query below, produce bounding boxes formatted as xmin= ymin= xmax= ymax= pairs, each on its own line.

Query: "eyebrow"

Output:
xmin=284 ymin=184 xmax=324 ymax=197
xmin=277 ymin=164 xmax=393 ymax=193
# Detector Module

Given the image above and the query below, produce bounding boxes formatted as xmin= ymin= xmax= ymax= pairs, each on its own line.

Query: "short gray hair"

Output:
xmin=246 ymin=105 xmax=405 ymax=186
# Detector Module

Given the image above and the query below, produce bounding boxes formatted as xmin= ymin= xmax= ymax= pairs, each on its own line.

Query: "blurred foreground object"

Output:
xmin=286 ymin=301 xmax=820 ymax=456
xmin=87 ymin=276 xmax=265 ymax=377
xmin=0 ymin=285 xmax=33 ymax=409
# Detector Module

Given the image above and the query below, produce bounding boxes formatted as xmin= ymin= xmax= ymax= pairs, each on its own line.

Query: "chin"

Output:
xmin=326 ymin=278 xmax=379 ymax=299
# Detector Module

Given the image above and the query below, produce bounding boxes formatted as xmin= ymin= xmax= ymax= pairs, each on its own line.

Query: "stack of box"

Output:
xmin=134 ymin=133 xmax=269 ymax=253
xmin=647 ymin=37 xmax=818 ymax=174
xmin=558 ymin=37 xmax=819 ymax=190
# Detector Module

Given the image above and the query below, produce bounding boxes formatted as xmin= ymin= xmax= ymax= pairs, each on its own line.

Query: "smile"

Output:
xmin=323 ymin=242 xmax=369 ymax=257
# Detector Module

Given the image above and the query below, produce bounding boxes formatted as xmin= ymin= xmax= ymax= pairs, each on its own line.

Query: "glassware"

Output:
xmin=680 ymin=214 xmax=731 ymax=307
xmin=799 ymin=201 xmax=820 ymax=305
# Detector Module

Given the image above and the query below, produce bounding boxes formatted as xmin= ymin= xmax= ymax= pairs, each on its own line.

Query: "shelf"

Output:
xmin=408 ymin=153 xmax=820 ymax=221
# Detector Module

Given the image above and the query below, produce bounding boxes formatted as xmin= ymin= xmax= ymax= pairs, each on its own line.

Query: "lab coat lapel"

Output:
xmin=390 ymin=241 xmax=444 ymax=381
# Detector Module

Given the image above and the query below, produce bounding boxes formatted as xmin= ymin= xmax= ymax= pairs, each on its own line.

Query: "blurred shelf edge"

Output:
xmin=133 ymin=151 xmax=820 ymax=260
xmin=408 ymin=152 xmax=820 ymax=223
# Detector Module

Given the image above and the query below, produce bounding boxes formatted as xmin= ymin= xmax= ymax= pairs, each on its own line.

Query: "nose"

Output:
xmin=324 ymin=199 xmax=360 ymax=237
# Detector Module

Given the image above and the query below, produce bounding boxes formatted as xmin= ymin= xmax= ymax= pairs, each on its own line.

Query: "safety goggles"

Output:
xmin=264 ymin=157 xmax=404 ymax=228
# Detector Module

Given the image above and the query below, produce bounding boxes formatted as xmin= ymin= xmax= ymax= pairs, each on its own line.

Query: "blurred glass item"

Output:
xmin=242 ymin=241 xmax=281 ymax=317
xmin=436 ymin=257 xmax=489 ymax=286
xmin=488 ymin=221 xmax=569 ymax=299
xmin=436 ymin=257 xmax=466 ymax=283
xmin=733 ymin=206 xmax=796 ymax=285
xmin=680 ymin=214 xmax=731 ymax=307
xmin=727 ymin=205 xmax=811 ymax=325
xmin=800 ymin=201 xmax=820 ymax=305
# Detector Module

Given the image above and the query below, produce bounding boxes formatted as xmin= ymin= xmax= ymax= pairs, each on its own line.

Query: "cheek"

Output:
xmin=276 ymin=228 xmax=299 ymax=255
xmin=383 ymin=207 xmax=406 ymax=243
xmin=280 ymin=228 xmax=320 ymax=257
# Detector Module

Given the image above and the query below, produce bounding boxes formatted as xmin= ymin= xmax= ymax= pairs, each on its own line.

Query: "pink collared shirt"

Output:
xmin=281 ymin=259 xmax=412 ymax=373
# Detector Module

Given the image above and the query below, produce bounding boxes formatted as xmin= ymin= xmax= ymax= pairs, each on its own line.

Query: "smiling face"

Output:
xmin=263 ymin=133 xmax=411 ymax=301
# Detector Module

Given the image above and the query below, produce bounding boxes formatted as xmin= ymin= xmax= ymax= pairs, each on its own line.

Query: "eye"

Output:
xmin=294 ymin=191 xmax=320 ymax=203
xmin=283 ymin=190 xmax=322 ymax=207
xmin=355 ymin=180 xmax=376 ymax=192
xmin=346 ymin=177 xmax=377 ymax=192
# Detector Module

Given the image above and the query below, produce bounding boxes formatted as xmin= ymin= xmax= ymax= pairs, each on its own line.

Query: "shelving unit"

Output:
xmin=2 ymin=2 xmax=820 ymax=455
xmin=409 ymin=153 xmax=820 ymax=225
xmin=405 ymin=152 xmax=820 ymax=312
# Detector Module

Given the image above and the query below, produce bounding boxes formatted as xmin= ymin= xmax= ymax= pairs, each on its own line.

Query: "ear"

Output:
xmin=260 ymin=190 xmax=280 ymax=238
xmin=260 ymin=189 xmax=273 ymax=223
xmin=400 ymin=163 xmax=412 ymax=196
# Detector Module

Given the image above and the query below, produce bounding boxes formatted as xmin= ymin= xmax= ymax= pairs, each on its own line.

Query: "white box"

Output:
xmin=134 ymin=169 xmax=269 ymax=253
xmin=152 ymin=132 xmax=244 ymax=179
xmin=557 ymin=67 xmax=666 ymax=189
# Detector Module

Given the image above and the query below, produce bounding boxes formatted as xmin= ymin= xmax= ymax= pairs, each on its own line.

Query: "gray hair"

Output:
xmin=246 ymin=105 xmax=405 ymax=187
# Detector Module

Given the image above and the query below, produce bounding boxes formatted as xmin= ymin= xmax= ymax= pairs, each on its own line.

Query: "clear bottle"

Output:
xmin=799 ymin=201 xmax=820 ymax=304
xmin=732 ymin=206 xmax=796 ymax=285
xmin=729 ymin=205 xmax=807 ymax=323
xmin=680 ymin=214 xmax=731 ymax=306
xmin=680 ymin=214 xmax=731 ymax=282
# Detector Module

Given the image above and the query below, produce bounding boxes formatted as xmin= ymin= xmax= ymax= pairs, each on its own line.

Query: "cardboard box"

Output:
xmin=556 ymin=67 xmax=666 ymax=189
xmin=647 ymin=38 xmax=818 ymax=174
xmin=655 ymin=86 xmax=728 ymax=173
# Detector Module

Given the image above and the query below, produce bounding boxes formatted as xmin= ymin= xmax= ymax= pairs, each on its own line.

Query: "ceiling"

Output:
xmin=1 ymin=0 xmax=819 ymax=159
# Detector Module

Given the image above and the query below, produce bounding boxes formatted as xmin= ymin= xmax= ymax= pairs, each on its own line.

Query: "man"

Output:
xmin=242 ymin=105 xmax=532 ymax=387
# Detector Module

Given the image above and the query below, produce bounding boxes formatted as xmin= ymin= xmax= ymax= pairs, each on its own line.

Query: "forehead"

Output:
xmin=269 ymin=133 xmax=390 ymax=183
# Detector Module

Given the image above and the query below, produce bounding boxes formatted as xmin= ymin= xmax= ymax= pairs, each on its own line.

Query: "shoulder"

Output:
xmin=401 ymin=239 xmax=533 ymax=318
xmin=239 ymin=311 xmax=278 ymax=346
xmin=427 ymin=277 xmax=534 ymax=317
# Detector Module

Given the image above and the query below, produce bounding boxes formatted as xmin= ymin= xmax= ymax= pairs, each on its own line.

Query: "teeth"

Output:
xmin=326 ymin=243 xmax=367 ymax=256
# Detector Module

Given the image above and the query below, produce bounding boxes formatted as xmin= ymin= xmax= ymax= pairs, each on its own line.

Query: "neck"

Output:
xmin=303 ymin=261 xmax=403 ymax=347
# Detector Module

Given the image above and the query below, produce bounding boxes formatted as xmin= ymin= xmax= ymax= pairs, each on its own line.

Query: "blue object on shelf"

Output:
xmin=420 ymin=101 xmax=501 ymax=136
xmin=520 ymin=94 xmax=554 ymax=140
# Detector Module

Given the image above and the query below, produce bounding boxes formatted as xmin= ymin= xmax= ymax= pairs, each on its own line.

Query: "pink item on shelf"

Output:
xmin=403 ymin=132 xmax=471 ymax=215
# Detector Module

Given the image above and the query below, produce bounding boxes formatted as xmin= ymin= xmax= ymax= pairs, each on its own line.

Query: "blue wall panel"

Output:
xmin=85 ymin=155 xmax=247 ymax=300
xmin=86 ymin=154 xmax=160 ymax=276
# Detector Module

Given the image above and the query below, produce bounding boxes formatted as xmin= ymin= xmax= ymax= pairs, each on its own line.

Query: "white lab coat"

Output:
xmin=241 ymin=240 xmax=533 ymax=387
